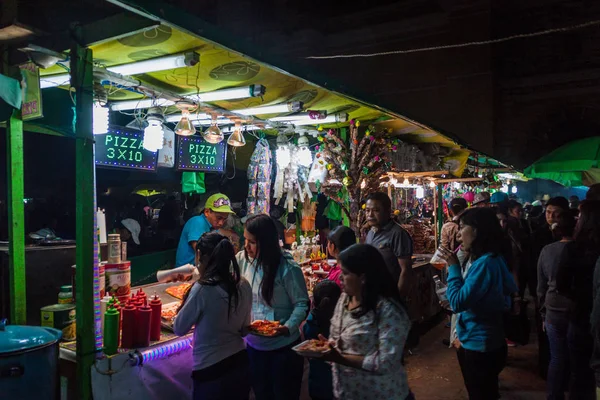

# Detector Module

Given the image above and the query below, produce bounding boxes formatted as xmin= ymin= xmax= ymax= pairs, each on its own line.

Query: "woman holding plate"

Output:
xmin=237 ymin=214 xmax=310 ymax=400
xmin=316 ymin=243 xmax=414 ymax=400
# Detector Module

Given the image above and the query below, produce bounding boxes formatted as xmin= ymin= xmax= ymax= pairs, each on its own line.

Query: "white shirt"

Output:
xmin=173 ymin=279 xmax=252 ymax=371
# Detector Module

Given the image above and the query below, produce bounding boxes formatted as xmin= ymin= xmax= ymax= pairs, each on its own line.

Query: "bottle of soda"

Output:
xmin=433 ymin=275 xmax=447 ymax=302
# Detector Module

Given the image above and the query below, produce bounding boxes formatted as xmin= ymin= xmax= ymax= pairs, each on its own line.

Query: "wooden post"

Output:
xmin=7 ymin=108 xmax=26 ymax=324
xmin=71 ymin=33 xmax=96 ymax=400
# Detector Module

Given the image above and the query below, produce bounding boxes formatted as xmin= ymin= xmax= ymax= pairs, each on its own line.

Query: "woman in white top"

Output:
xmin=317 ymin=243 xmax=414 ymax=400
xmin=174 ymin=232 xmax=252 ymax=400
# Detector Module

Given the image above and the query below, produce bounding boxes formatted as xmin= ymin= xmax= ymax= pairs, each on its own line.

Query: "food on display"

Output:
xmin=161 ymin=303 xmax=180 ymax=322
xmin=248 ymin=320 xmax=281 ymax=336
xmin=165 ymin=283 xmax=192 ymax=300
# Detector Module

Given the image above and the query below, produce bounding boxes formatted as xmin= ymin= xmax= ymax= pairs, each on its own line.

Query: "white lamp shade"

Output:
xmin=227 ymin=127 xmax=246 ymax=147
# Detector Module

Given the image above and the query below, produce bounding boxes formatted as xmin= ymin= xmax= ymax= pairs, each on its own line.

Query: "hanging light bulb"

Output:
xmin=297 ymin=133 xmax=312 ymax=167
xmin=143 ymin=109 xmax=164 ymax=152
xmin=429 ymin=180 xmax=436 ymax=188
xmin=203 ymin=115 xmax=224 ymax=144
xmin=227 ymin=122 xmax=246 ymax=147
xmin=403 ymin=178 xmax=410 ymax=186
xmin=93 ymin=103 xmax=109 ymax=135
xmin=276 ymin=132 xmax=291 ymax=168
xmin=360 ymin=180 xmax=366 ymax=189
xmin=174 ymin=102 xmax=196 ymax=136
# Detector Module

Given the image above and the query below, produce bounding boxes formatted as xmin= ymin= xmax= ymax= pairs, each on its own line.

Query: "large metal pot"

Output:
xmin=0 ymin=319 xmax=62 ymax=400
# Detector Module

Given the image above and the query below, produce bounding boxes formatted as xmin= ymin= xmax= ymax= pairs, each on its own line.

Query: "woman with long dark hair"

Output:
xmin=238 ymin=214 xmax=309 ymax=400
xmin=173 ymin=232 xmax=252 ymax=400
xmin=439 ymin=208 xmax=517 ymax=400
xmin=316 ymin=243 xmax=413 ymax=400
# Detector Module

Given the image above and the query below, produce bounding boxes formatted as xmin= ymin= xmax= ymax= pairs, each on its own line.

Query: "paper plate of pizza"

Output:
xmin=165 ymin=283 xmax=192 ymax=300
xmin=292 ymin=339 xmax=332 ymax=358
xmin=248 ymin=320 xmax=281 ymax=337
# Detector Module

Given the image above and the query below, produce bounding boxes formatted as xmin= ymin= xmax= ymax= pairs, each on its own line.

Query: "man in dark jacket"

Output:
xmin=531 ymin=196 xmax=568 ymax=379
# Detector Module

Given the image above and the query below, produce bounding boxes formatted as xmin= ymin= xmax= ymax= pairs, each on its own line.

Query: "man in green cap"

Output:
xmin=175 ymin=193 xmax=235 ymax=267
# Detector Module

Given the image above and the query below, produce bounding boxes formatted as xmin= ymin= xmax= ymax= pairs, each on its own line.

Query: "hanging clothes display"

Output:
xmin=274 ymin=144 xmax=312 ymax=212
xmin=247 ymin=138 xmax=272 ymax=216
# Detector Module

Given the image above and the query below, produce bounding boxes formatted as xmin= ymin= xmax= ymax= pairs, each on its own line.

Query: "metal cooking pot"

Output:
xmin=0 ymin=319 xmax=62 ymax=400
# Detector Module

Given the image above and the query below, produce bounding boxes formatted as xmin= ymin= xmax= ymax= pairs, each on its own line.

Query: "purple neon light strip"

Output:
xmin=140 ymin=337 xmax=193 ymax=364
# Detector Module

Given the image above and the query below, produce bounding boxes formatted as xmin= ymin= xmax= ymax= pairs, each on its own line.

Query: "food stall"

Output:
xmin=1 ymin=1 xmax=514 ymax=399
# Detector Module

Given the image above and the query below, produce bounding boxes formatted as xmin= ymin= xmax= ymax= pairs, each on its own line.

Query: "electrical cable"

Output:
xmin=306 ymin=19 xmax=600 ymax=59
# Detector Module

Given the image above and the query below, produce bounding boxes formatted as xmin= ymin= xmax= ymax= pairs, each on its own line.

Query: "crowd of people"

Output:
xmin=167 ymin=185 xmax=600 ymax=400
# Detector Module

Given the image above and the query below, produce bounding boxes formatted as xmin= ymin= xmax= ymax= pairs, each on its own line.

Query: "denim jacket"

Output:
xmin=237 ymin=251 xmax=309 ymax=351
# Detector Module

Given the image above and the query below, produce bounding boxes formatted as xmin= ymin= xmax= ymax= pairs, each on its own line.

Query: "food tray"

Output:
xmin=292 ymin=340 xmax=331 ymax=358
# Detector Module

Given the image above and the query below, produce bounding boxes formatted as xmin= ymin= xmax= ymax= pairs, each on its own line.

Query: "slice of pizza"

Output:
xmin=165 ymin=283 xmax=192 ymax=300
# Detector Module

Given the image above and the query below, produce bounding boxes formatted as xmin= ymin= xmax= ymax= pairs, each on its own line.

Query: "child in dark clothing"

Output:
xmin=302 ymin=280 xmax=341 ymax=400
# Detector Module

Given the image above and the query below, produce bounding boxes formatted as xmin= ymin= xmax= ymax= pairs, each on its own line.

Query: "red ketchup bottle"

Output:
xmin=137 ymin=288 xmax=147 ymax=303
xmin=120 ymin=302 xmax=137 ymax=349
xmin=135 ymin=298 xmax=152 ymax=348
xmin=149 ymin=294 xmax=162 ymax=342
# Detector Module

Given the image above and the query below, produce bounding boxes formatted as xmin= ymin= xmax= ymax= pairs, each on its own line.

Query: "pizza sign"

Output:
xmin=176 ymin=136 xmax=227 ymax=172
xmin=95 ymin=130 xmax=158 ymax=171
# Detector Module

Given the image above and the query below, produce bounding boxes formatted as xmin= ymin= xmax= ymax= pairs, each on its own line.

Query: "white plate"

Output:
xmin=292 ymin=340 xmax=331 ymax=358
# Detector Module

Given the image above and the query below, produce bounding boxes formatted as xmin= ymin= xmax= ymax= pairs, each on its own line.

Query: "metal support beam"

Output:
xmin=7 ymin=108 xmax=26 ymax=325
xmin=436 ymin=183 xmax=444 ymax=245
xmin=71 ymin=31 xmax=96 ymax=400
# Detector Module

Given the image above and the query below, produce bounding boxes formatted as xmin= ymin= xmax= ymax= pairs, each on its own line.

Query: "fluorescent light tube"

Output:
xmin=165 ymin=113 xmax=210 ymax=123
xmin=185 ymin=85 xmax=265 ymax=103
xmin=222 ymin=125 xmax=267 ymax=132
xmin=270 ymin=111 xmax=327 ymax=122
xmin=291 ymin=113 xmax=348 ymax=126
xmin=234 ymin=101 xmax=302 ymax=116
xmin=40 ymin=74 xmax=70 ymax=89
xmin=192 ymin=118 xmax=231 ymax=126
xmin=110 ymin=99 xmax=175 ymax=111
xmin=107 ymin=54 xmax=188 ymax=76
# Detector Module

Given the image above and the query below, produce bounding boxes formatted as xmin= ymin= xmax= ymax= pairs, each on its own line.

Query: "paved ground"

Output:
xmin=405 ymin=316 xmax=546 ymax=399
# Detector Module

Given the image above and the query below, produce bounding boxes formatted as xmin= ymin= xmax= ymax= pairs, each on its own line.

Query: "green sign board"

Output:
xmin=176 ymin=136 xmax=227 ymax=173
xmin=95 ymin=129 xmax=158 ymax=171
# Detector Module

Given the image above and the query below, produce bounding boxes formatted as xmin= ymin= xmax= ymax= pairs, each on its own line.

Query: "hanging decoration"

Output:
xmin=247 ymin=138 xmax=272 ymax=216
xmin=274 ymin=133 xmax=312 ymax=212
xmin=317 ymin=121 xmax=390 ymax=233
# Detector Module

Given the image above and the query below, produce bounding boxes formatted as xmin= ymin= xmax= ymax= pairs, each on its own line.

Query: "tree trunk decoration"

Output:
xmin=317 ymin=121 xmax=391 ymax=234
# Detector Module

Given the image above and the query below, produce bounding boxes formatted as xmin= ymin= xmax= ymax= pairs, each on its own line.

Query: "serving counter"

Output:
xmin=59 ymin=281 xmax=194 ymax=400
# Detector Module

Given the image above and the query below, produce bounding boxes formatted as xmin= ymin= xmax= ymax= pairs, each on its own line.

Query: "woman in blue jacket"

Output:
xmin=237 ymin=214 xmax=310 ymax=400
xmin=439 ymin=207 xmax=518 ymax=400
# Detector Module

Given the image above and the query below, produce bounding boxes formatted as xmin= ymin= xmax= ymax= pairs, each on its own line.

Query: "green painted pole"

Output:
xmin=436 ymin=184 xmax=444 ymax=245
xmin=7 ymin=109 xmax=26 ymax=325
xmin=71 ymin=34 xmax=95 ymax=400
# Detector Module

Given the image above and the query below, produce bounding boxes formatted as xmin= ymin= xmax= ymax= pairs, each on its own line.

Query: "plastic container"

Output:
xmin=104 ymin=261 xmax=131 ymax=303
xmin=120 ymin=302 xmax=137 ymax=349
xmin=121 ymin=241 xmax=127 ymax=262
xmin=135 ymin=299 xmax=152 ymax=348
xmin=103 ymin=306 xmax=120 ymax=355
xmin=107 ymin=234 xmax=121 ymax=264
xmin=58 ymin=285 xmax=73 ymax=304
xmin=433 ymin=275 xmax=448 ymax=302
xmin=149 ymin=294 xmax=162 ymax=341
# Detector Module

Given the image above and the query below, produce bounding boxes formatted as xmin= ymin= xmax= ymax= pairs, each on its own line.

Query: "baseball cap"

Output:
xmin=473 ymin=192 xmax=490 ymax=205
xmin=121 ymin=218 xmax=141 ymax=245
xmin=205 ymin=193 xmax=235 ymax=214
xmin=490 ymin=192 xmax=508 ymax=204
